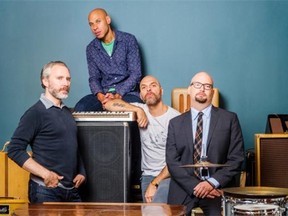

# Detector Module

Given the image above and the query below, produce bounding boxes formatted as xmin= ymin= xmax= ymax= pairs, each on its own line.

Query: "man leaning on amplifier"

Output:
xmin=104 ymin=75 xmax=180 ymax=203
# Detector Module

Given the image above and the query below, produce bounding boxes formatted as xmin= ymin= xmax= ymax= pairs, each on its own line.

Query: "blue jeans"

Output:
xmin=29 ymin=180 xmax=82 ymax=203
xmin=141 ymin=175 xmax=170 ymax=203
xmin=74 ymin=93 xmax=143 ymax=112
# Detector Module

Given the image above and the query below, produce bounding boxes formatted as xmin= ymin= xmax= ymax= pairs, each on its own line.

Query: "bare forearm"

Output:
xmin=22 ymin=157 xmax=50 ymax=179
xmin=145 ymin=166 xmax=170 ymax=202
xmin=104 ymin=99 xmax=139 ymax=112
xmin=105 ymin=99 xmax=141 ymax=112
xmin=23 ymin=158 xmax=63 ymax=187
xmin=105 ymin=99 xmax=148 ymax=128
xmin=151 ymin=165 xmax=170 ymax=186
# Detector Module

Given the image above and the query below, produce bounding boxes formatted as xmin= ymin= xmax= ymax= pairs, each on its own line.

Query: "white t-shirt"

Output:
xmin=132 ymin=103 xmax=180 ymax=176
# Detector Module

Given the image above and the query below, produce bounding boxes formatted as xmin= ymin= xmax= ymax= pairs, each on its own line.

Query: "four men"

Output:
xmin=7 ymin=8 xmax=245 ymax=214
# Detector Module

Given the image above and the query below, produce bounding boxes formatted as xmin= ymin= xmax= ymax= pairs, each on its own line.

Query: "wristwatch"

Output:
xmin=151 ymin=179 xmax=159 ymax=188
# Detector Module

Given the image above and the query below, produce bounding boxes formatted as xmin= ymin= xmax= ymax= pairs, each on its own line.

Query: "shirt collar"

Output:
xmin=40 ymin=93 xmax=66 ymax=109
xmin=191 ymin=105 xmax=212 ymax=120
xmin=95 ymin=30 xmax=120 ymax=49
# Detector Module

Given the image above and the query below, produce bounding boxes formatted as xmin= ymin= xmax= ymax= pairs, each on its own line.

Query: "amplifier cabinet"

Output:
xmin=255 ymin=133 xmax=288 ymax=188
xmin=76 ymin=121 xmax=141 ymax=202
xmin=265 ymin=114 xmax=288 ymax=133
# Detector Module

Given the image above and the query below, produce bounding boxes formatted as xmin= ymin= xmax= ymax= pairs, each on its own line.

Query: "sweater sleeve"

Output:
xmin=8 ymin=108 xmax=40 ymax=167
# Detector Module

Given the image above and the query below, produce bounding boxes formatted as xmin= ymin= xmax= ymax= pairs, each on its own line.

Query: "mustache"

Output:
xmin=196 ymin=92 xmax=206 ymax=98
xmin=60 ymin=87 xmax=70 ymax=92
xmin=144 ymin=92 xmax=156 ymax=98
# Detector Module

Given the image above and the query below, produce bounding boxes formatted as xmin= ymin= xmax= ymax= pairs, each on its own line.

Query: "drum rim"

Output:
xmin=234 ymin=203 xmax=280 ymax=211
xmin=223 ymin=186 xmax=288 ymax=199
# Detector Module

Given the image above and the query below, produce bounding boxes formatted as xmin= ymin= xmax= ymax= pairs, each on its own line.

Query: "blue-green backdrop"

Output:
xmin=1 ymin=0 xmax=288 ymax=152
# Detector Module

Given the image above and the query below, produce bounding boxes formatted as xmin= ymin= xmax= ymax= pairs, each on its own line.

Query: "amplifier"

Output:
xmin=76 ymin=120 xmax=141 ymax=202
xmin=255 ymin=133 xmax=288 ymax=188
xmin=72 ymin=111 xmax=136 ymax=122
xmin=265 ymin=114 xmax=288 ymax=133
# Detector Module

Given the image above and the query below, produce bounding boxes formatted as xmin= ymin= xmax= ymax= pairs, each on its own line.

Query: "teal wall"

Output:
xmin=1 ymin=0 xmax=288 ymax=151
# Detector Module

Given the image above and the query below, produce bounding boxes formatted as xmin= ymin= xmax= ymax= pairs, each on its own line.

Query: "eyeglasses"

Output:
xmin=190 ymin=82 xmax=213 ymax=90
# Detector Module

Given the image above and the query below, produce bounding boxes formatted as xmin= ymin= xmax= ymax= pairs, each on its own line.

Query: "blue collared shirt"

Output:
xmin=191 ymin=105 xmax=220 ymax=187
xmin=191 ymin=106 xmax=212 ymax=158
xmin=40 ymin=93 xmax=65 ymax=109
xmin=86 ymin=30 xmax=142 ymax=97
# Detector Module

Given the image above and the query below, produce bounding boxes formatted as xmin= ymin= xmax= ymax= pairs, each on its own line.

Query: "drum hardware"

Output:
xmin=180 ymin=161 xmax=230 ymax=168
xmin=232 ymin=203 xmax=282 ymax=216
xmin=180 ymin=160 xmax=226 ymax=196
xmin=222 ymin=187 xmax=288 ymax=216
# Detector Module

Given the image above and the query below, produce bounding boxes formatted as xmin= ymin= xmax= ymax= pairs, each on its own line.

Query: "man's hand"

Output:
xmin=193 ymin=181 xmax=214 ymax=199
xmin=96 ymin=93 xmax=106 ymax=102
xmin=43 ymin=171 xmax=63 ymax=188
xmin=114 ymin=93 xmax=122 ymax=99
xmin=73 ymin=174 xmax=86 ymax=188
xmin=206 ymin=188 xmax=223 ymax=199
xmin=136 ymin=108 xmax=148 ymax=128
xmin=97 ymin=93 xmax=115 ymax=105
xmin=145 ymin=183 xmax=157 ymax=203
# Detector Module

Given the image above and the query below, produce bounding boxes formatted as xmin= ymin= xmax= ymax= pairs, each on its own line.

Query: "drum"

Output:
xmin=233 ymin=203 xmax=281 ymax=216
xmin=222 ymin=187 xmax=288 ymax=216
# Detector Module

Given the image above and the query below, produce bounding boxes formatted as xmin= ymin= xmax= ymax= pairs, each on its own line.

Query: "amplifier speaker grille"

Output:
xmin=255 ymin=134 xmax=288 ymax=188
xmin=76 ymin=121 xmax=141 ymax=202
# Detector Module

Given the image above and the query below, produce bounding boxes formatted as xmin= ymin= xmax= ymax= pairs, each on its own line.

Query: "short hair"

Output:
xmin=40 ymin=61 xmax=69 ymax=89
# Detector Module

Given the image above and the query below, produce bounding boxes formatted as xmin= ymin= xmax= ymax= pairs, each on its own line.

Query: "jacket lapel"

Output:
xmin=182 ymin=111 xmax=194 ymax=154
xmin=207 ymin=106 xmax=219 ymax=149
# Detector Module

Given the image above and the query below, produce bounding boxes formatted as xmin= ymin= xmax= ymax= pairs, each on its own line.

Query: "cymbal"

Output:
xmin=180 ymin=161 xmax=230 ymax=168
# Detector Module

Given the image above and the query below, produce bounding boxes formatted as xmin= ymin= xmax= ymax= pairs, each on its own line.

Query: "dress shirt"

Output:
xmin=191 ymin=105 xmax=220 ymax=187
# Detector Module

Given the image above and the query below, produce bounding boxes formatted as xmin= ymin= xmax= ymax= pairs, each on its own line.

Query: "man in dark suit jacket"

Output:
xmin=166 ymin=72 xmax=245 ymax=215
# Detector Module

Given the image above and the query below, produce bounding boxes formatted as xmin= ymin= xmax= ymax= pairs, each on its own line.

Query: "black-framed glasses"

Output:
xmin=190 ymin=82 xmax=213 ymax=90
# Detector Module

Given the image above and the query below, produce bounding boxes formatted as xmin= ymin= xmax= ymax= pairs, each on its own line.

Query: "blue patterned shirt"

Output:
xmin=86 ymin=30 xmax=142 ymax=97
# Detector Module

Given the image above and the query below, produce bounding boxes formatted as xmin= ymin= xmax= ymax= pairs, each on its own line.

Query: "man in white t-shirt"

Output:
xmin=104 ymin=75 xmax=180 ymax=203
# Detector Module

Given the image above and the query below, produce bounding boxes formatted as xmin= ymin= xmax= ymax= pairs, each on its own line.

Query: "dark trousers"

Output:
xmin=29 ymin=180 xmax=82 ymax=203
xmin=183 ymin=195 xmax=222 ymax=216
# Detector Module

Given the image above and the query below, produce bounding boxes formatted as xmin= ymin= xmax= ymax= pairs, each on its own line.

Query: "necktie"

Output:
xmin=193 ymin=112 xmax=203 ymax=178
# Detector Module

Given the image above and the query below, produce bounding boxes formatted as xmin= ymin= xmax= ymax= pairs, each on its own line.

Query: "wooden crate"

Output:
xmin=0 ymin=151 xmax=30 ymax=202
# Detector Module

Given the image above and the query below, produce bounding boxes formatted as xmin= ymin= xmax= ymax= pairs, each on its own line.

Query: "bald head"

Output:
xmin=139 ymin=75 xmax=163 ymax=105
xmin=188 ymin=71 xmax=214 ymax=110
xmin=190 ymin=71 xmax=214 ymax=86
xmin=140 ymin=75 xmax=161 ymax=88
xmin=88 ymin=8 xmax=113 ymax=42
xmin=88 ymin=8 xmax=108 ymax=19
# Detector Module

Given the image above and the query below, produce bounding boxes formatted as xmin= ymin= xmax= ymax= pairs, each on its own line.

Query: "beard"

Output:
xmin=49 ymin=87 xmax=70 ymax=100
xmin=143 ymin=93 xmax=161 ymax=106
xmin=195 ymin=95 xmax=207 ymax=104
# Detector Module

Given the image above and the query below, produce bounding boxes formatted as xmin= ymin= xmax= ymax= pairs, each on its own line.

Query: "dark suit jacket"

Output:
xmin=166 ymin=106 xmax=245 ymax=205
